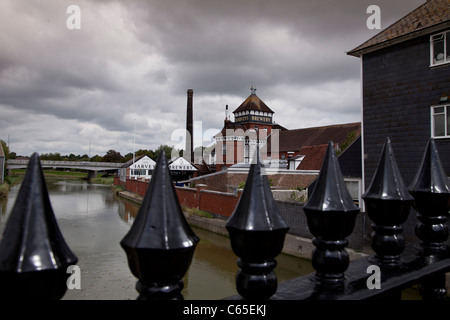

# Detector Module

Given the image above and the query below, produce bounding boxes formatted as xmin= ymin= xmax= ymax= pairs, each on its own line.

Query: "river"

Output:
xmin=0 ymin=178 xmax=314 ymax=300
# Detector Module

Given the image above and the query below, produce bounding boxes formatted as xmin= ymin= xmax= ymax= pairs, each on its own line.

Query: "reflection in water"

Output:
xmin=0 ymin=179 xmax=313 ymax=300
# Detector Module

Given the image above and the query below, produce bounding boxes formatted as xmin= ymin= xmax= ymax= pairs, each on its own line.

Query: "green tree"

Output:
xmin=90 ymin=154 xmax=103 ymax=162
xmin=40 ymin=152 xmax=63 ymax=161
xmin=102 ymin=149 xmax=123 ymax=162
xmin=155 ymin=145 xmax=176 ymax=161
xmin=0 ymin=140 xmax=10 ymax=160
xmin=121 ymin=153 xmax=133 ymax=163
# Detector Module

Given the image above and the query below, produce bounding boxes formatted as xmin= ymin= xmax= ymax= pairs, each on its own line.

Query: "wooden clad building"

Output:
xmin=347 ymin=0 xmax=450 ymax=189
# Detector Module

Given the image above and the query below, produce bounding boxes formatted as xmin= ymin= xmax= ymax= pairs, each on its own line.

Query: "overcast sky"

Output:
xmin=0 ymin=0 xmax=424 ymax=157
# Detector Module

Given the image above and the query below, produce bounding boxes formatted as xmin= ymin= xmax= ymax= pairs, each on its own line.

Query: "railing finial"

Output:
xmin=304 ymin=141 xmax=359 ymax=291
xmin=226 ymin=146 xmax=289 ymax=299
xmin=363 ymin=137 xmax=414 ymax=269
xmin=0 ymin=153 xmax=78 ymax=299
xmin=408 ymin=138 xmax=450 ymax=300
xmin=120 ymin=150 xmax=199 ymax=300
xmin=409 ymin=138 xmax=450 ymax=255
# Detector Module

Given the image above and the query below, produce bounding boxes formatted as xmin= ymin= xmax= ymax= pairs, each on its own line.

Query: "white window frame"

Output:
xmin=344 ymin=178 xmax=362 ymax=209
xmin=430 ymin=30 xmax=450 ymax=67
xmin=430 ymin=104 xmax=450 ymax=139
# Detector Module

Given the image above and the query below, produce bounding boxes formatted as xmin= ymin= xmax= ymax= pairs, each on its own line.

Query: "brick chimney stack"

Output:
xmin=186 ymin=89 xmax=194 ymax=163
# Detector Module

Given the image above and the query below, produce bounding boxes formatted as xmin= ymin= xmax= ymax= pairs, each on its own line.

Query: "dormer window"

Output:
xmin=430 ymin=30 xmax=449 ymax=66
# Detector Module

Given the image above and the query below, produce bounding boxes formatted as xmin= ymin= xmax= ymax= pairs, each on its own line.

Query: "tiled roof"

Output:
xmin=214 ymin=119 xmax=247 ymax=137
xmin=278 ymin=122 xmax=361 ymax=153
xmin=233 ymin=93 xmax=274 ymax=114
xmin=296 ymin=144 xmax=329 ymax=170
xmin=348 ymin=0 xmax=450 ymax=57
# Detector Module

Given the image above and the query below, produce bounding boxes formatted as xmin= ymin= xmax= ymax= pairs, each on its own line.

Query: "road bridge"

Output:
xmin=7 ymin=159 xmax=122 ymax=172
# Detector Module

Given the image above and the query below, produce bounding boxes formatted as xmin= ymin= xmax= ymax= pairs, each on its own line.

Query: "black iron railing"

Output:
xmin=0 ymin=138 xmax=449 ymax=300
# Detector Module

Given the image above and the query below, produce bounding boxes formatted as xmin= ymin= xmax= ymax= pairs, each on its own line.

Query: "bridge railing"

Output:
xmin=0 ymin=138 xmax=449 ymax=300
xmin=7 ymin=159 xmax=123 ymax=169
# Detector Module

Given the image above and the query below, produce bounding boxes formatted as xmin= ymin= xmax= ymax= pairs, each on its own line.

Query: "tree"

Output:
xmin=0 ymin=140 xmax=10 ymax=160
xmin=155 ymin=145 xmax=176 ymax=161
xmin=40 ymin=153 xmax=63 ymax=161
xmin=102 ymin=149 xmax=122 ymax=162
xmin=90 ymin=155 xmax=103 ymax=162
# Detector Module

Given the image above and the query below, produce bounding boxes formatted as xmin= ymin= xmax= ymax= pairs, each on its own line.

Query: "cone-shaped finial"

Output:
xmin=363 ymin=137 xmax=414 ymax=202
xmin=362 ymin=138 xmax=413 ymax=267
xmin=226 ymin=146 xmax=288 ymax=299
xmin=305 ymin=141 xmax=359 ymax=215
xmin=303 ymin=142 xmax=359 ymax=288
xmin=409 ymin=139 xmax=449 ymax=255
xmin=409 ymin=138 xmax=450 ymax=195
xmin=120 ymin=150 xmax=199 ymax=299
xmin=227 ymin=146 xmax=288 ymax=232
xmin=0 ymin=153 xmax=78 ymax=299
xmin=121 ymin=150 xmax=198 ymax=252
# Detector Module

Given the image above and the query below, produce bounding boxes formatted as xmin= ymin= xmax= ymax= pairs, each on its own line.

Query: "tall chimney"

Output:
xmin=186 ymin=89 xmax=194 ymax=163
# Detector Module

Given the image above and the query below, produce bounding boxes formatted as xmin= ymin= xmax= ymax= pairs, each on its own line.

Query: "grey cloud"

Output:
xmin=0 ymin=0 xmax=425 ymax=156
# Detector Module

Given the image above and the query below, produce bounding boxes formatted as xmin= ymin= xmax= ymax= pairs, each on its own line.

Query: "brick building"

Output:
xmin=214 ymin=86 xmax=361 ymax=174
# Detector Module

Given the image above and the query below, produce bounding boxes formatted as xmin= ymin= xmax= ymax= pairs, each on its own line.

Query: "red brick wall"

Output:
xmin=124 ymin=178 xmax=150 ymax=196
xmin=199 ymin=190 xmax=241 ymax=217
xmin=120 ymin=173 xmax=316 ymax=218
xmin=189 ymin=171 xmax=318 ymax=192
xmin=176 ymin=187 xmax=198 ymax=208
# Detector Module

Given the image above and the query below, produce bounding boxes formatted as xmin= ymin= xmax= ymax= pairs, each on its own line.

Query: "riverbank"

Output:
xmin=115 ymin=190 xmax=369 ymax=261
xmin=1 ymin=171 xmax=114 ymax=200
xmin=0 ymin=175 xmax=22 ymax=199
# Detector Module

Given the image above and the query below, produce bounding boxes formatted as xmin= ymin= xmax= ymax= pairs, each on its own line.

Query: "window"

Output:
xmin=430 ymin=31 xmax=450 ymax=66
xmin=431 ymin=105 xmax=450 ymax=138
xmin=345 ymin=179 xmax=361 ymax=208
xmin=222 ymin=142 xmax=227 ymax=155
xmin=131 ymin=169 xmax=147 ymax=176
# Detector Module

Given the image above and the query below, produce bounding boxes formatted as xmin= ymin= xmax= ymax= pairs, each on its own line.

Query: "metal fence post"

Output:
xmin=121 ymin=150 xmax=199 ymax=300
xmin=226 ymin=150 xmax=289 ymax=299
xmin=363 ymin=137 xmax=414 ymax=269
xmin=0 ymin=153 xmax=78 ymax=299
xmin=303 ymin=142 xmax=360 ymax=292
xmin=409 ymin=138 xmax=450 ymax=300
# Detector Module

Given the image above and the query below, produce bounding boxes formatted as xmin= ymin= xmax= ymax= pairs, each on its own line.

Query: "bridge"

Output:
xmin=7 ymin=159 xmax=123 ymax=172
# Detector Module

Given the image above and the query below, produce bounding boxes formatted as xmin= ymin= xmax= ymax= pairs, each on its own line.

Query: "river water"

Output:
xmin=0 ymin=178 xmax=314 ymax=300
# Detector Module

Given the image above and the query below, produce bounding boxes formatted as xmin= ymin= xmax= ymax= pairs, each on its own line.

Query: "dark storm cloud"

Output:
xmin=0 ymin=0 xmax=425 ymax=155
xmin=130 ymin=0 xmax=421 ymax=94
